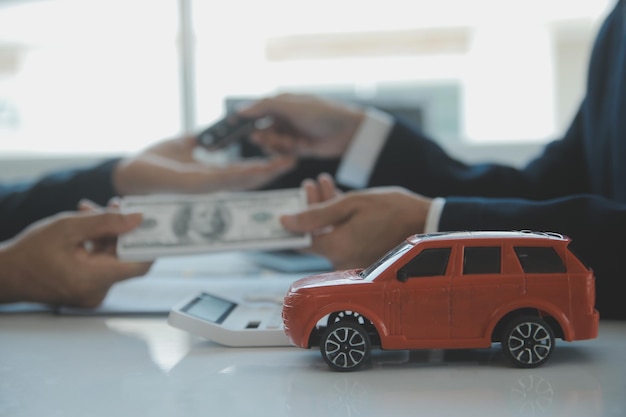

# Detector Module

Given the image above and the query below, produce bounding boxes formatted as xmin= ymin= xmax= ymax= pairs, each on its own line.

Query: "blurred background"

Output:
xmin=0 ymin=0 xmax=615 ymax=180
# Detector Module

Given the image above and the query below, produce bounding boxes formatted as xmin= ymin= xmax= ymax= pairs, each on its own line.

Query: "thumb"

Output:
xmin=280 ymin=197 xmax=355 ymax=233
xmin=237 ymin=95 xmax=294 ymax=120
xmin=236 ymin=99 xmax=268 ymax=119
xmin=68 ymin=211 xmax=144 ymax=241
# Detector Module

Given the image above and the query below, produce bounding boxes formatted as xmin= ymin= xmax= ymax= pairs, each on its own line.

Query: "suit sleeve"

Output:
xmin=367 ymin=106 xmax=590 ymax=200
xmin=0 ymin=158 xmax=121 ymax=241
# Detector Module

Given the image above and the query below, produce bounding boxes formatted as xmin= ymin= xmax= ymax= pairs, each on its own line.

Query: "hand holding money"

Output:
xmin=117 ymin=188 xmax=310 ymax=261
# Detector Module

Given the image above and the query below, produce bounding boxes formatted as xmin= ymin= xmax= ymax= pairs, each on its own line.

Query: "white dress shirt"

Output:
xmin=334 ymin=107 xmax=445 ymax=233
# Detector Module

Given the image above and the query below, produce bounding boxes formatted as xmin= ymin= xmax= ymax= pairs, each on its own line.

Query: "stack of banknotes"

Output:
xmin=116 ymin=188 xmax=310 ymax=261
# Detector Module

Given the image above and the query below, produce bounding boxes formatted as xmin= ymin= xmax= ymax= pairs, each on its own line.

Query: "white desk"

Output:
xmin=1 ymin=254 xmax=625 ymax=417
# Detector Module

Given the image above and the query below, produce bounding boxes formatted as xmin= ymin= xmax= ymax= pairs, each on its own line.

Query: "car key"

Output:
xmin=196 ymin=115 xmax=258 ymax=151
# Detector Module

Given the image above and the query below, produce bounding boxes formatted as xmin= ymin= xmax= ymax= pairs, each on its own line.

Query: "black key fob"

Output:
xmin=197 ymin=115 xmax=257 ymax=150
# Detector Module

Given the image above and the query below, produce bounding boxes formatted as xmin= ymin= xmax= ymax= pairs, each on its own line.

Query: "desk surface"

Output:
xmin=1 ymin=255 xmax=625 ymax=417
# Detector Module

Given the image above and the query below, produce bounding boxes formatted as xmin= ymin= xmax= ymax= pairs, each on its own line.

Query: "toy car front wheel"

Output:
xmin=502 ymin=316 xmax=555 ymax=368
xmin=321 ymin=321 xmax=371 ymax=372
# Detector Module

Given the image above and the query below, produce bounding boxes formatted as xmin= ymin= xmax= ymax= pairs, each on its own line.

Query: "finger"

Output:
xmin=219 ymin=156 xmax=295 ymax=177
xmin=135 ymin=154 xmax=296 ymax=194
xmin=107 ymin=196 xmax=121 ymax=209
xmin=207 ymin=156 xmax=296 ymax=190
xmin=87 ymin=235 xmax=118 ymax=255
xmin=279 ymin=197 xmax=355 ymax=234
xmin=270 ymin=134 xmax=296 ymax=154
xmin=236 ymin=99 xmax=267 ymax=119
xmin=147 ymin=135 xmax=195 ymax=156
xmin=66 ymin=211 xmax=144 ymax=241
xmin=249 ymin=131 xmax=295 ymax=155
xmin=108 ymin=260 xmax=153 ymax=281
xmin=302 ymin=225 xmax=351 ymax=268
xmin=181 ymin=134 xmax=198 ymax=150
xmin=77 ymin=199 xmax=101 ymax=212
xmin=247 ymin=130 xmax=277 ymax=152
xmin=237 ymin=95 xmax=294 ymax=119
xmin=88 ymin=256 xmax=153 ymax=284
xmin=302 ymin=178 xmax=320 ymax=205
xmin=317 ymin=173 xmax=339 ymax=201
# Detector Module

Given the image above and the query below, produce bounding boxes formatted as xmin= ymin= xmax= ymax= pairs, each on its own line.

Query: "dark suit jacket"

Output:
xmin=362 ymin=0 xmax=626 ymax=319
xmin=0 ymin=159 xmax=120 ymax=241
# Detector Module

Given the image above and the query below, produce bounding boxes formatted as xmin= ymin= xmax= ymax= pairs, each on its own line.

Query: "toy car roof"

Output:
xmin=407 ymin=230 xmax=569 ymax=245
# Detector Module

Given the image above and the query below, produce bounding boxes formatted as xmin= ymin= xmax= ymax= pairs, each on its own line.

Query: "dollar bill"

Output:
xmin=117 ymin=188 xmax=311 ymax=261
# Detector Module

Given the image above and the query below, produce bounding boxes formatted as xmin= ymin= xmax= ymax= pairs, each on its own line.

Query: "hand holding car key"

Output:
xmin=197 ymin=114 xmax=265 ymax=151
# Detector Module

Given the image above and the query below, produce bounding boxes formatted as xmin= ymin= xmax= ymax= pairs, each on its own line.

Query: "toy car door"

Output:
xmin=393 ymin=245 xmax=455 ymax=341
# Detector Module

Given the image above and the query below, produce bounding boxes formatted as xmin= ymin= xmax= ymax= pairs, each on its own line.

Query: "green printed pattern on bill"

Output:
xmin=117 ymin=188 xmax=310 ymax=261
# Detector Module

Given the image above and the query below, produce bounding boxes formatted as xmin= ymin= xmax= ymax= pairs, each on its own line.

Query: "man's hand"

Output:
xmin=301 ymin=172 xmax=341 ymax=205
xmin=112 ymin=135 xmax=296 ymax=196
xmin=238 ymin=93 xmax=365 ymax=158
xmin=0 ymin=210 xmax=152 ymax=308
xmin=280 ymin=180 xmax=433 ymax=270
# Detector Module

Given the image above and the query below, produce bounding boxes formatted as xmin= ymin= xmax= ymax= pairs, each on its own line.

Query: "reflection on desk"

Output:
xmin=1 ymin=314 xmax=625 ymax=417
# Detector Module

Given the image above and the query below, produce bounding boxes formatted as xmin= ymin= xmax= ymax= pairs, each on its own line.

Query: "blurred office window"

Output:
xmin=192 ymin=0 xmax=613 ymax=148
xmin=0 ymin=0 xmax=180 ymax=157
xmin=0 ymin=0 xmax=616 ymax=164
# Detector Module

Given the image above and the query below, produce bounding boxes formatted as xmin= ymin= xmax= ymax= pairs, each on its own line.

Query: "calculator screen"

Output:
xmin=183 ymin=293 xmax=237 ymax=324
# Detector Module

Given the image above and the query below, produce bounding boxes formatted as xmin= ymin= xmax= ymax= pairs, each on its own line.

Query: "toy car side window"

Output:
xmin=399 ymin=247 xmax=451 ymax=279
xmin=514 ymin=246 xmax=566 ymax=273
xmin=463 ymin=246 xmax=501 ymax=274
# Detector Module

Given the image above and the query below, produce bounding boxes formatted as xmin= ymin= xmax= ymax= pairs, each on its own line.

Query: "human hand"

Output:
xmin=280 ymin=185 xmax=432 ymax=270
xmin=112 ymin=134 xmax=296 ymax=196
xmin=238 ymin=93 xmax=365 ymax=158
xmin=301 ymin=172 xmax=342 ymax=205
xmin=0 ymin=210 xmax=152 ymax=308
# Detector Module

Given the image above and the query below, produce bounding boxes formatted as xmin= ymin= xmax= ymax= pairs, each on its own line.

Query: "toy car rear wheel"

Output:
xmin=502 ymin=316 xmax=555 ymax=368
xmin=321 ymin=321 xmax=371 ymax=372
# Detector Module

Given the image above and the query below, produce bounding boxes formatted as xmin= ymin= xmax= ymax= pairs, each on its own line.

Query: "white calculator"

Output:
xmin=168 ymin=291 xmax=292 ymax=347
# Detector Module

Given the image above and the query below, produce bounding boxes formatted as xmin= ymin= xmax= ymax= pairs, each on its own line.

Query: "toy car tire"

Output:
xmin=320 ymin=321 xmax=371 ymax=372
xmin=501 ymin=315 xmax=555 ymax=368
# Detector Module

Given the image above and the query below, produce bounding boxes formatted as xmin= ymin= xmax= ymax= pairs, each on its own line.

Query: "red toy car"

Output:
xmin=282 ymin=231 xmax=599 ymax=371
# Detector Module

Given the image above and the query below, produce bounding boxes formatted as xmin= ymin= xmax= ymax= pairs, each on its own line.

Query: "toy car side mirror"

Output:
xmin=397 ymin=269 xmax=409 ymax=282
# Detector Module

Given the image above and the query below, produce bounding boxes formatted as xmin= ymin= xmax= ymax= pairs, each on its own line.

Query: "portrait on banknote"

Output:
xmin=172 ymin=202 xmax=230 ymax=243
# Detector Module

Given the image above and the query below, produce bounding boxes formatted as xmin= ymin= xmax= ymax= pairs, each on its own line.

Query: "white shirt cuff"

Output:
xmin=424 ymin=197 xmax=445 ymax=233
xmin=335 ymin=107 xmax=393 ymax=189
